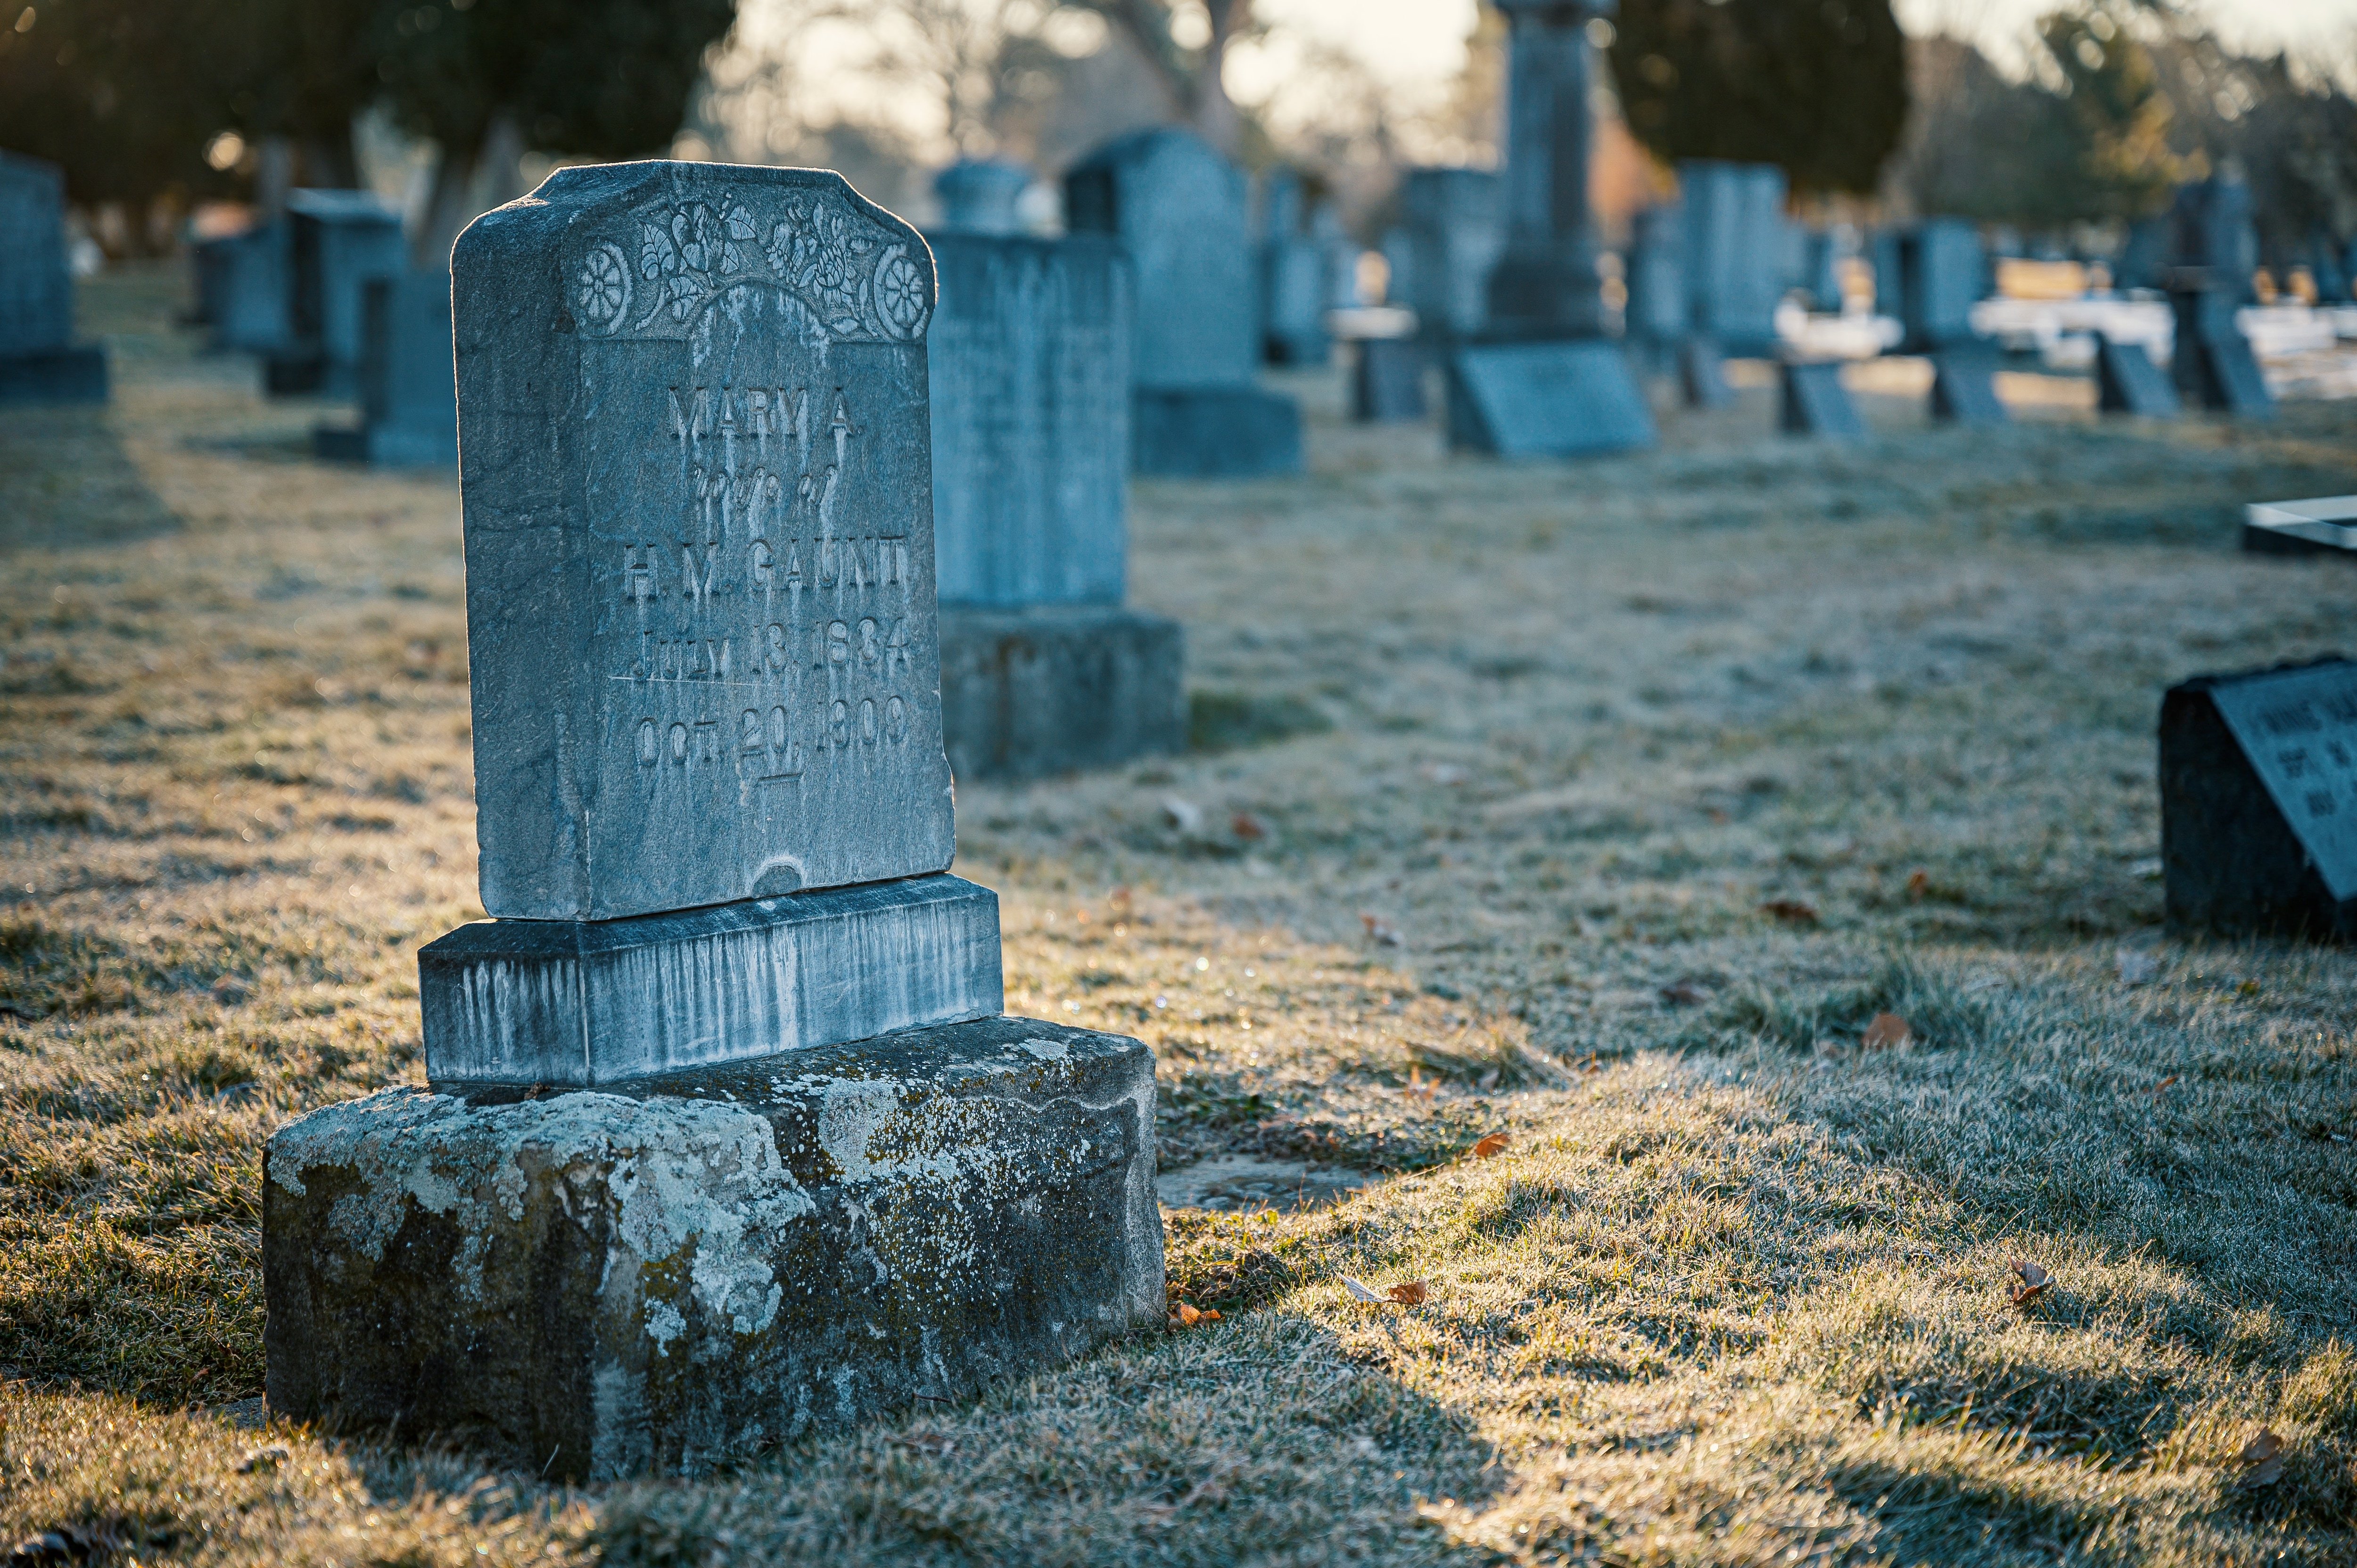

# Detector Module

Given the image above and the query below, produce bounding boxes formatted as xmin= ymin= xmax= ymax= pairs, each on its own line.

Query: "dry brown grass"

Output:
xmin=2 ymin=264 xmax=2354 ymax=1564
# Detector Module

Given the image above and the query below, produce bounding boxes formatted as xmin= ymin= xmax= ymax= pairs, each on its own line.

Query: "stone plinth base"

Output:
xmin=0 ymin=344 xmax=107 ymax=406
xmin=1446 ymin=340 xmax=1656 ymax=459
xmin=311 ymin=419 xmax=459 ymax=467
xmin=421 ymin=875 xmax=1003 ymax=1087
xmin=939 ymin=605 xmax=1185 ymax=781
xmin=264 ymin=1016 xmax=1163 ymax=1480
xmin=1131 ymin=387 xmax=1302 ymax=477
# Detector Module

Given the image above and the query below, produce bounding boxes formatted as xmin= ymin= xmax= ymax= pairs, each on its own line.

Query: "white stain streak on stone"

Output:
xmin=1018 ymin=1037 xmax=1071 ymax=1062
xmin=646 ymin=1299 xmax=687 ymax=1354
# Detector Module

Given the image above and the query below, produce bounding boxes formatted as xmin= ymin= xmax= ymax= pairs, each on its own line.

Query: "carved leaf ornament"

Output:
xmin=573 ymin=189 xmax=930 ymax=344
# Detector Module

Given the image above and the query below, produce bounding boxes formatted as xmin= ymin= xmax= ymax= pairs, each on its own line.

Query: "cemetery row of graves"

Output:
xmin=3 ymin=6 xmax=2357 ymax=1563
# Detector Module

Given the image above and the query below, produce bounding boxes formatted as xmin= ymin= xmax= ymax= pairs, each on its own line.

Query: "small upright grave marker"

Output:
xmin=1352 ymin=335 xmax=1427 ymax=423
xmin=267 ymin=189 xmax=404 ymax=395
xmin=0 ymin=150 xmax=107 ymax=405
xmin=2097 ymin=335 xmax=2179 ymax=418
xmin=1930 ymin=348 xmax=2008 ymax=427
xmin=312 ymin=271 xmax=458 ymax=466
xmin=2163 ymin=658 xmax=2357 ymax=940
xmin=1780 ymin=360 xmax=1866 ymax=440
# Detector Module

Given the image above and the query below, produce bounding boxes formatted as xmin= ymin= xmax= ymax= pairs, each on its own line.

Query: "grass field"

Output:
xmin=2 ymin=264 xmax=2354 ymax=1566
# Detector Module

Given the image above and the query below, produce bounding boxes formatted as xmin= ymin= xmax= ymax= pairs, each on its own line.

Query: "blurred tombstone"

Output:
xmin=1929 ymin=347 xmax=2008 ymax=427
xmin=1779 ymin=360 xmax=1865 ymax=440
xmin=2304 ymin=230 xmax=2349 ymax=304
xmin=932 ymin=159 xmax=1031 ymax=237
xmin=0 ymin=150 xmax=108 ymax=405
xmin=1352 ymin=337 xmax=1426 ymax=423
xmin=1483 ymin=0 xmax=1612 ymax=339
xmin=927 ymin=231 xmax=1185 ymax=779
xmin=2115 ymin=217 xmax=2169 ymax=292
xmin=2096 ymin=334 xmax=2181 ymax=418
xmin=1447 ymin=340 xmax=1656 ymax=458
xmin=2162 ymin=657 xmax=2357 ymax=942
xmin=267 ymin=189 xmax=405 ymax=395
xmin=1623 ymin=203 xmax=1686 ymax=376
xmin=1896 ymin=219 xmax=1986 ymax=352
xmin=1680 ymin=160 xmax=1788 ymax=356
xmin=312 ymin=271 xmax=457 ymax=466
xmin=2242 ymin=494 xmax=2357 ymax=558
xmin=1261 ymin=167 xmax=1330 ymax=365
xmin=1064 ymin=127 xmax=1302 ymax=476
xmin=1798 ymin=230 xmax=1844 ymax=313
xmin=207 ymin=221 xmax=293 ymax=355
xmin=2167 ymin=178 xmax=2258 ymax=303
xmin=2161 ymin=178 xmax=2271 ymax=418
xmin=1679 ymin=338 xmax=1734 ymax=409
xmin=1394 ymin=168 xmax=1504 ymax=344
xmin=2170 ymin=288 xmax=2273 ymax=417
xmin=1868 ymin=228 xmax=1904 ymax=316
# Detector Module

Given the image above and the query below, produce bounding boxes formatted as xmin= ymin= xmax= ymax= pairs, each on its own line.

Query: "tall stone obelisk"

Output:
xmin=1482 ymin=0 xmax=1615 ymax=341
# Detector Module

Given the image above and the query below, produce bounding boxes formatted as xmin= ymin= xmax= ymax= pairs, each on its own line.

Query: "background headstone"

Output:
xmin=1260 ymin=167 xmax=1331 ymax=365
xmin=2169 ymin=288 xmax=2273 ymax=417
xmin=2163 ymin=658 xmax=2357 ymax=941
xmin=268 ymin=188 xmax=404 ymax=395
xmin=1483 ymin=0 xmax=1611 ymax=339
xmin=933 ymin=159 xmax=1030 ymax=237
xmin=1623 ymin=203 xmax=1686 ymax=373
xmin=1780 ymin=360 xmax=1866 ymax=440
xmin=0 ymin=149 xmax=107 ymax=406
xmin=1352 ymin=336 xmax=1427 ymax=423
xmin=313 ymin=271 xmax=458 ymax=465
xmin=2243 ymin=494 xmax=2357 ymax=559
xmin=1896 ymin=219 xmax=1987 ymax=351
xmin=1930 ymin=347 xmax=2008 ymax=426
xmin=206 ymin=221 xmax=293 ymax=355
xmin=1448 ymin=341 xmax=1656 ymax=458
xmin=1678 ymin=337 xmax=1734 ymax=410
xmin=1680 ymin=160 xmax=1788 ymax=356
xmin=2097 ymin=334 xmax=2180 ymax=417
xmin=1391 ymin=167 xmax=1504 ymax=345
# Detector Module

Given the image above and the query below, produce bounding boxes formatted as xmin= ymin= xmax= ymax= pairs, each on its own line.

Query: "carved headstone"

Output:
xmin=1065 ymin=128 xmax=1302 ymax=476
xmin=0 ymin=149 xmax=107 ymax=405
xmin=2096 ymin=334 xmax=2180 ymax=418
xmin=1394 ymin=167 xmax=1504 ymax=344
xmin=1448 ymin=340 xmax=1655 ymax=458
xmin=1680 ymin=160 xmax=1787 ymax=357
xmin=264 ymin=163 xmax=1164 ymax=1478
xmin=1780 ymin=360 xmax=1866 ymax=440
xmin=266 ymin=189 xmax=404 ymax=395
xmin=2163 ymin=657 xmax=2357 ymax=940
xmin=2242 ymin=494 xmax=2357 ymax=559
xmin=313 ymin=271 xmax=458 ymax=466
xmin=932 ymin=159 xmax=1030 ymax=237
xmin=1484 ymin=0 xmax=1612 ymax=339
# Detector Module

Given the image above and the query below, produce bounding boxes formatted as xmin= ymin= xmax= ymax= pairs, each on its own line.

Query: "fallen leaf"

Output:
xmin=1231 ymin=811 xmax=1267 ymax=840
xmin=2117 ymin=950 xmax=2160 ymax=985
xmin=1161 ymin=796 xmax=1203 ymax=834
xmin=1360 ymin=912 xmax=1404 ymax=947
xmin=2240 ymin=1429 xmax=2286 ymax=1488
xmin=1384 ymin=1280 xmax=1430 ymax=1305
xmin=1340 ymin=1275 xmax=1385 ymax=1304
xmin=1168 ymin=1301 xmax=1220 ymax=1328
xmin=2009 ymin=1259 xmax=2054 ymax=1306
xmin=1659 ymin=979 xmax=1711 ymax=1007
xmin=1472 ymin=1133 xmax=1510 ymax=1159
xmin=2148 ymin=1073 xmax=2178 ymax=1096
xmin=1761 ymin=900 xmax=1819 ymax=926
xmin=1862 ymin=1012 xmax=1912 ymax=1050
xmin=1906 ymin=869 xmax=1931 ymax=896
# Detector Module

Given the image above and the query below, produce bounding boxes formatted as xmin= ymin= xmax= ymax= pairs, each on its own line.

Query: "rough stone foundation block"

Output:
xmin=1130 ymin=386 xmax=1303 ymax=477
xmin=264 ymin=1015 xmax=1163 ymax=1480
xmin=0 ymin=345 xmax=107 ymax=406
xmin=420 ymin=874 xmax=1004 ymax=1085
xmin=938 ymin=605 xmax=1185 ymax=781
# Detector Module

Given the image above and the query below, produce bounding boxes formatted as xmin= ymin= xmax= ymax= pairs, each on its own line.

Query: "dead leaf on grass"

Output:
xmin=1761 ymin=900 xmax=1820 ymax=926
xmin=1231 ymin=811 xmax=1267 ymax=840
xmin=1862 ymin=1012 xmax=1912 ymax=1051
xmin=1404 ymin=1065 xmax=1436 ymax=1103
xmin=1471 ymin=1132 xmax=1510 ymax=1160
xmin=1169 ymin=1302 xmax=1222 ymax=1328
xmin=2148 ymin=1074 xmax=2178 ymax=1096
xmin=2009 ymin=1259 xmax=2055 ymax=1306
xmin=2239 ymin=1429 xmax=2286 ymax=1488
xmin=1360 ymin=912 xmax=1403 ymax=947
xmin=1384 ymin=1280 xmax=1430 ymax=1305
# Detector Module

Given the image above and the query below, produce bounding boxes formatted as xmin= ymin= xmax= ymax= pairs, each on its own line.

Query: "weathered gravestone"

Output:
xmin=933 ymin=159 xmax=1030 ymax=237
xmin=1894 ymin=219 xmax=1986 ymax=352
xmin=2163 ymin=657 xmax=2357 ymax=941
xmin=927 ymin=230 xmax=1185 ymax=780
xmin=0 ymin=150 xmax=107 ymax=405
xmin=1623 ymin=203 xmax=1685 ymax=377
xmin=1261 ymin=167 xmax=1330 ymax=366
xmin=312 ymin=271 xmax=458 ymax=466
xmin=2162 ymin=177 xmax=2272 ymax=417
xmin=1065 ymin=128 xmax=1301 ymax=476
xmin=2096 ymin=333 xmax=2180 ymax=418
xmin=1780 ymin=359 xmax=1866 ymax=440
xmin=2242 ymin=494 xmax=2357 ymax=559
xmin=265 ymin=188 xmax=404 ymax=395
xmin=263 ymin=164 xmax=1165 ymax=1479
xmin=204 ymin=221 xmax=293 ymax=356
xmin=1679 ymin=337 xmax=1734 ymax=410
xmin=1930 ymin=347 xmax=2008 ymax=427
xmin=1351 ymin=335 xmax=1426 ymax=423
xmin=1450 ymin=340 xmax=1656 ymax=458
xmin=1680 ymin=160 xmax=1787 ymax=357
xmin=1391 ymin=167 xmax=1504 ymax=345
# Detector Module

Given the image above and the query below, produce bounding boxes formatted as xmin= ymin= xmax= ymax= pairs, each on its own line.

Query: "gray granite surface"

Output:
xmin=0 ymin=150 xmax=72 ymax=357
xmin=452 ymin=161 xmax=955 ymax=920
xmin=1446 ymin=341 xmax=1655 ymax=457
xmin=1679 ymin=161 xmax=1788 ymax=357
xmin=1064 ymin=128 xmax=1257 ymax=390
xmin=938 ymin=605 xmax=1184 ymax=780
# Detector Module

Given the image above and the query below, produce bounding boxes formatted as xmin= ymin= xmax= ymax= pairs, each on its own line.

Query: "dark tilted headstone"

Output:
xmin=1896 ymin=219 xmax=1986 ymax=351
xmin=1394 ymin=167 xmax=1504 ymax=344
xmin=265 ymin=188 xmax=404 ymax=395
xmin=1352 ymin=336 xmax=1426 ymax=422
xmin=1623 ymin=203 xmax=1686 ymax=374
xmin=1930 ymin=347 xmax=2008 ymax=427
xmin=1678 ymin=337 xmax=1734 ymax=410
xmin=2242 ymin=495 xmax=2357 ymax=559
xmin=1797 ymin=228 xmax=1844 ymax=312
xmin=1065 ymin=127 xmax=1301 ymax=476
xmin=312 ymin=271 xmax=457 ymax=465
xmin=2163 ymin=657 xmax=2357 ymax=941
xmin=2115 ymin=217 xmax=2168 ymax=292
xmin=264 ymin=164 xmax=1164 ymax=1478
xmin=1680 ymin=160 xmax=1788 ymax=357
xmin=932 ymin=159 xmax=1030 ymax=237
xmin=2170 ymin=289 xmax=2273 ymax=417
xmin=2097 ymin=334 xmax=2180 ymax=417
xmin=0 ymin=150 xmax=107 ymax=405
xmin=1780 ymin=360 xmax=1866 ymax=440
xmin=1448 ymin=340 xmax=1656 ymax=458
xmin=927 ymin=231 xmax=1184 ymax=779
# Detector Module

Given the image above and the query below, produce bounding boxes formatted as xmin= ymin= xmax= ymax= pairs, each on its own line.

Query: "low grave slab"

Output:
xmin=1446 ymin=341 xmax=1656 ymax=459
xmin=2243 ymin=494 xmax=2357 ymax=559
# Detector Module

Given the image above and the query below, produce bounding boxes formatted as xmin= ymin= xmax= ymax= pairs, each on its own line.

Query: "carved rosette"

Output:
xmin=574 ymin=189 xmax=931 ymax=344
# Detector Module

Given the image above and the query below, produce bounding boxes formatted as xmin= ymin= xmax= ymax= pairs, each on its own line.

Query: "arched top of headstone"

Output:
xmin=461 ymin=161 xmax=935 ymax=347
xmin=933 ymin=159 xmax=1031 ymax=237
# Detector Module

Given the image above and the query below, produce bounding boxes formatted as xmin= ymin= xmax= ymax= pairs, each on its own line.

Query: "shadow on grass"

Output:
xmin=0 ymin=404 xmax=182 ymax=552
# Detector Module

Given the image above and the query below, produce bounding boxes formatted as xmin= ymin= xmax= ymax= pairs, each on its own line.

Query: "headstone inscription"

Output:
xmin=1064 ymin=128 xmax=1302 ymax=476
xmin=2096 ymin=333 xmax=2180 ymax=417
xmin=1394 ymin=167 xmax=1504 ymax=344
xmin=1449 ymin=340 xmax=1656 ymax=458
xmin=312 ymin=271 xmax=458 ymax=466
xmin=0 ymin=150 xmax=108 ymax=406
xmin=1929 ymin=347 xmax=2008 ymax=427
xmin=927 ymin=231 xmax=1185 ymax=779
xmin=932 ymin=158 xmax=1030 ymax=237
xmin=1680 ymin=160 xmax=1787 ymax=357
xmin=265 ymin=188 xmax=404 ymax=395
xmin=263 ymin=164 xmax=1165 ymax=1479
xmin=2242 ymin=494 xmax=2357 ymax=559
xmin=2162 ymin=657 xmax=2357 ymax=941
xmin=1779 ymin=359 xmax=1866 ymax=440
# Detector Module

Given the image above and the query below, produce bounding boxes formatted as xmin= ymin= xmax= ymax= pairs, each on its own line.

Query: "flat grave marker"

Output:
xmin=2243 ymin=494 xmax=2357 ymax=559
xmin=1780 ymin=360 xmax=1866 ymax=440
xmin=1448 ymin=341 xmax=1655 ymax=458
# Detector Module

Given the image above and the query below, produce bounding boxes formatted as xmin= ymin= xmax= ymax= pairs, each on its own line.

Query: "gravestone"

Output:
xmin=1896 ymin=219 xmax=1986 ymax=351
xmin=932 ymin=159 xmax=1030 ymax=237
xmin=1780 ymin=360 xmax=1865 ymax=440
xmin=1260 ymin=167 xmax=1330 ymax=365
xmin=2115 ymin=217 xmax=2168 ymax=292
xmin=2163 ymin=657 xmax=2357 ymax=941
xmin=265 ymin=188 xmax=404 ymax=395
xmin=264 ymin=164 xmax=1164 ymax=1478
xmin=1064 ymin=128 xmax=1301 ymax=476
xmin=1797 ymin=229 xmax=1844 ymax=312
xmin=2096 ymin=334 xmax=2180 ymax=417
xmin=1623 ymin=203 xmax=1686 ymax=374
xmin=1483 ymin=0 xmax=1612 ymax=339
xmin=1680 ymin=160 xmax=1787 ymax=357
xmin=1352 ymin=336 xmax=1426 ymax=422
xmin=927 ymin=231 xmax=1184 ymax=779
xmin=1448 ymin=340 xmax=1655 ymax=458
xmin=2169 ymin=289 xmax=2273 ymax=417
xmin=1678 ymin=337 xmax=1734 ymax=410
xmin=0 ymin=150 xmax=108 ymax=405
xmin=2242 ymin=494 xmax=2357 ymax=559
xmin=206 ymin=221 xmax=293 ymax=355
xmin=1929 ymin=347 xmax=2008 ymax=427
xmin=1393 ymin=167 xmax=1504 ymax=344
xmin=312 ymin=271 xmax=458 ymax=466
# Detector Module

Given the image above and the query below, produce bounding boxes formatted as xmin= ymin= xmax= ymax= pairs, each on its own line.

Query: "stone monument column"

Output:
xmin=1483 ymin=0 xmax=1613 ymax=341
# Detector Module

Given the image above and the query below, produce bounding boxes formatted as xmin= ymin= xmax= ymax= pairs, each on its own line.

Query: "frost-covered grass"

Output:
xmin=1 ymin=266 xmax=2353 ymax=1564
